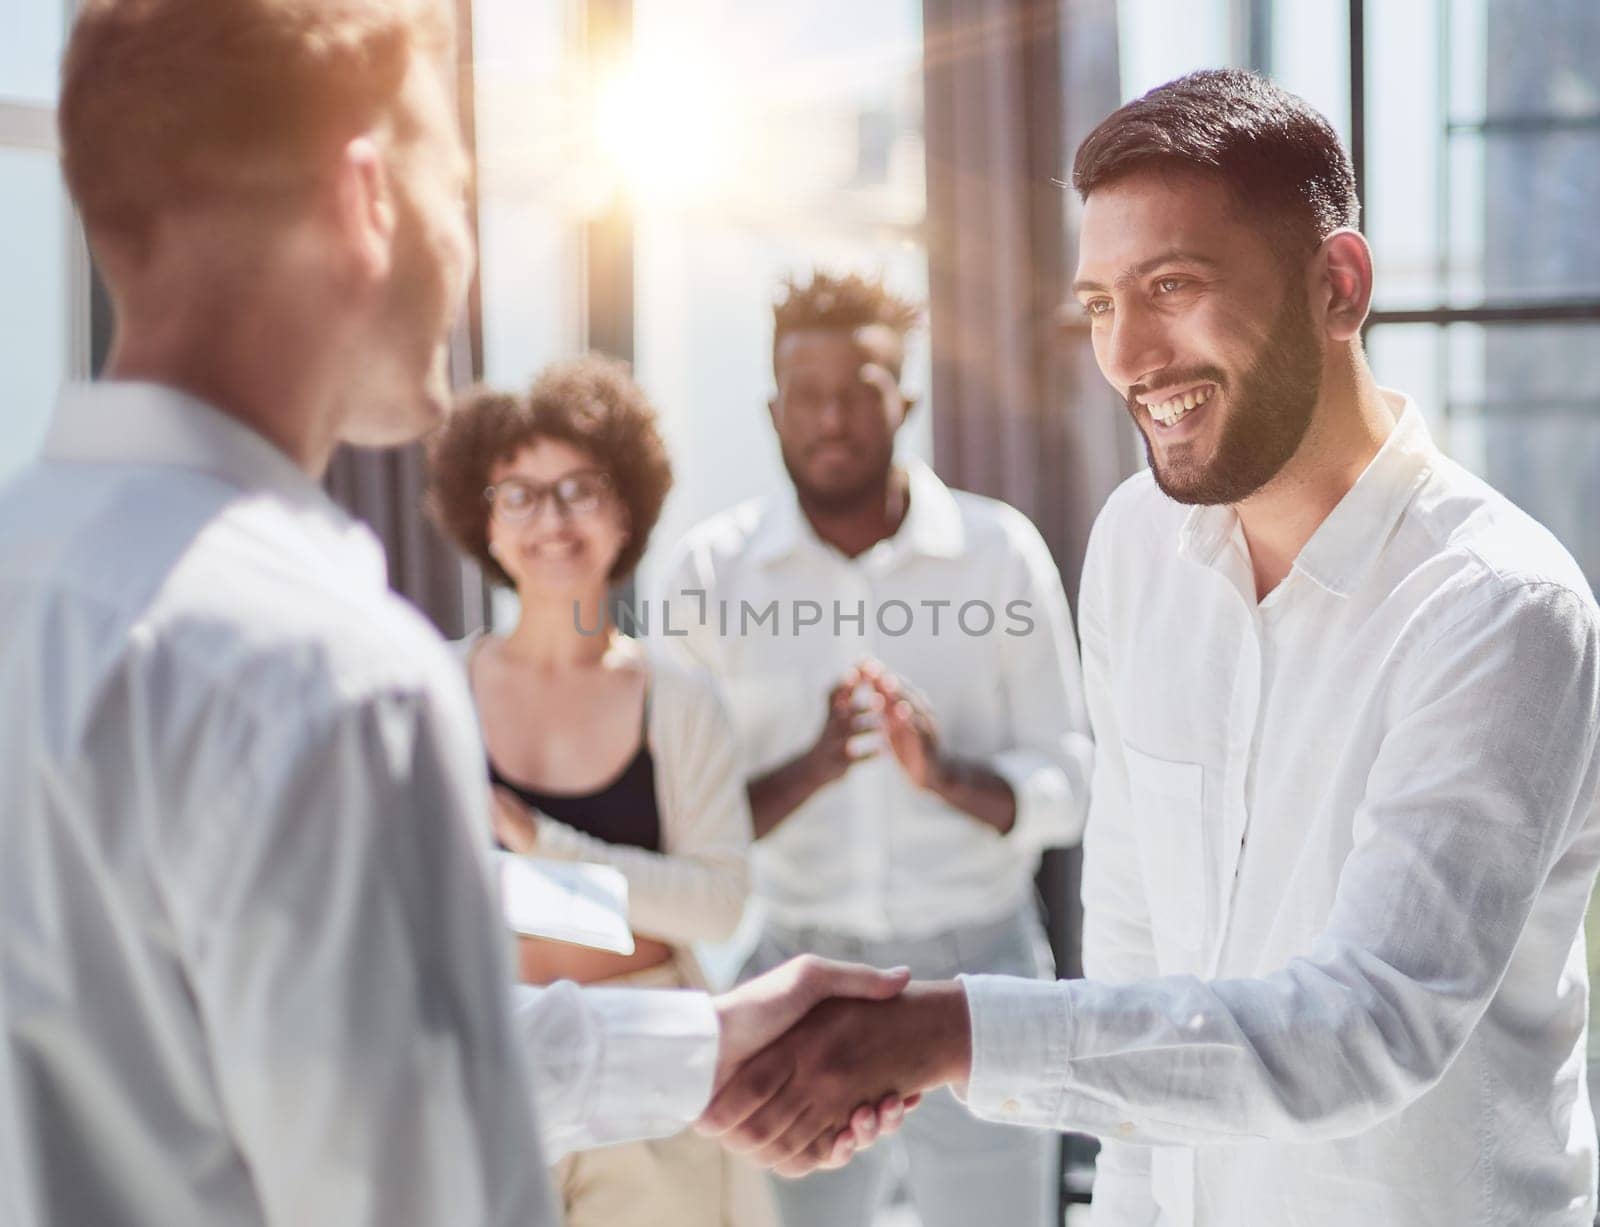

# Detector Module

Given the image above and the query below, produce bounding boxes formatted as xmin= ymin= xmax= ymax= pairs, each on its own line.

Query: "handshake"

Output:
xmin=699 ymin=957 xmax=974 ymax=1177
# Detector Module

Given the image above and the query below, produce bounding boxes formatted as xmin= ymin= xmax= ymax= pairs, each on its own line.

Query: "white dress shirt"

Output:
xmin=960 ymin=394 xmax=1600 ymax=1226
xmin=655 ymin=457 xmax=1092 ymax=940
xmin=0 ymin=383 xmax=718 ymax=1227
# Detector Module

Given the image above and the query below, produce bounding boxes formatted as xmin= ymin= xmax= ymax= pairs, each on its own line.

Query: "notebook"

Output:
xmin=495 ymin=853 xmax=635 ymax=955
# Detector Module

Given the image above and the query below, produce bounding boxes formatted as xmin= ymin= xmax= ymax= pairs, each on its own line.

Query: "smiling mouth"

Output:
xmin=1143 ymin=383 xmax=1216 ymax=428
xmin=525 ymin=541 xmax=582 ymax=559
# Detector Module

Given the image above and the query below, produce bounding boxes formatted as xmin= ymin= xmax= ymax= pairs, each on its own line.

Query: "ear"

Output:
xmin=331 ymin=135 xmax=398 ymax=285
xmin=1317 ymin=229 xmax=1373 ymax=343
xmin=767 ymin=396 xmax=780 ymax=429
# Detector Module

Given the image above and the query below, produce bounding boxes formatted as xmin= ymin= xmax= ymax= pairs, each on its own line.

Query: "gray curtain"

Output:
xmin=323 ymin=433 xmax=485 ymax=641
xmin=922 ymin=0 xmax=1134 ymax=610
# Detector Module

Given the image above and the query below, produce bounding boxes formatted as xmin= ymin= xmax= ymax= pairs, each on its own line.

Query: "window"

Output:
xmin=0 ymin=0 xmax=86 ymax=486
xmin=626 ymin=0 xmax=930 ymax=597
xmin=1362 ymin=0 xmax=1600 ymax=595
xmin=471 ymin=0 xmax=585 ymax=390
xmin=467 ymin=0 xmax=929 ymax=606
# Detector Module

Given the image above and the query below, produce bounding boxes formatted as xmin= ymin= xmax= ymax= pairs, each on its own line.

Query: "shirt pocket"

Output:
xmin=1122 ymin=741 xmax=1208 ymax=973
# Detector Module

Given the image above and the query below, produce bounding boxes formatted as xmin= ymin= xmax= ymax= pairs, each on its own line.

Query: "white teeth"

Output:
xmin=1148 ymin=385 xmax=1214 ymax=427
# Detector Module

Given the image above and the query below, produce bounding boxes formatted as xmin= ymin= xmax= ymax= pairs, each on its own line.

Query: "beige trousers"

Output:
xmin=551 ymin=954 xmax=779 ymax=1227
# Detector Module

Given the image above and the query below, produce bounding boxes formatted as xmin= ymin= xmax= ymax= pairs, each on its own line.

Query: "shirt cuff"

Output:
xmin=583 ymin=986 xmax=720 ymax=1135
xmin=989 ymin=749 xmax=1079 ymax=848
xmin=955 ymin=973 xmax=1074 ymax=1129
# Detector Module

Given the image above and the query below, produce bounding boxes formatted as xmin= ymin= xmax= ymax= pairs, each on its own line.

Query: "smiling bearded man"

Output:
xmin=696 ymin=68 xmax=1600 ymax=1227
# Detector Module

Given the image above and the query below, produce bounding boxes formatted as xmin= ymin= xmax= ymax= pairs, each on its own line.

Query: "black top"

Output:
xmin=488 ymin=697 xmax=661 ymax=853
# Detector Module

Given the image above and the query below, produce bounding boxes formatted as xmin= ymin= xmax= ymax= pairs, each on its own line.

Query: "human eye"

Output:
xmin=1080 ymin=297 xmax=1113 ymax=319
xmin=786 ymin=380 xmax=823 ymax=407
xmin=560 ymin=473 xmax=608 ymax=512
xmin=1154 ymin=275 xmax=1190 ymax=295
xmin=497 ymin=479 xmax=535 ymax=510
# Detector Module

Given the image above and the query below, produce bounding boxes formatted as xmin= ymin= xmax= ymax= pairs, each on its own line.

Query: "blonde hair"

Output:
xmin=60 ymin=0 xmax=453 ymax=248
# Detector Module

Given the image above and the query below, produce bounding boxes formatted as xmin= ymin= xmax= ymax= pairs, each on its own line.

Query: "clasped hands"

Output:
xmin=702 ymin=956 xmax=972 ymax=1177
xmin=809 ymin=657 xmax=945 ymax=792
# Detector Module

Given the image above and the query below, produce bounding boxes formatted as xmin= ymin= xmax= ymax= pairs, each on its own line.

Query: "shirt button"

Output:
xmin=1116 ymin=1121 xmax=1137 ymax=1138
xmin=1000 ymin=1098 xmax=1021 ymax=1116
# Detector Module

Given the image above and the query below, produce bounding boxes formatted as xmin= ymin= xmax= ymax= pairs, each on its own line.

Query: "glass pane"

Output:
xmin=1365 ymin=1 xmax=1442 ymax=311
xmin=1469 ymin=128 xmax=1600 ymax=301
xmin=1116 ymin=0 xmax=1237 ymax=101
xmin=1368 ymin=0 xmax=1600 ymax=310
xmin=1115 ymin=0 xmax=1349 ymax=142
xmin=0 ymin=147 xmax=68 ymax=486
xmin=1461 ymin=0 xmax=1600 ymax=122
xmin=471 ymin=0 xmax=581 ymax=388
xmin=0 ymin=0 xmax=64 ymax=105
xmin=628 ymin=0 xmax=930 ymax=597
xmin=1268 ymin=1 xmax=1350 ymax=149
xmin=1369 ymin=321 xmax=1600 ymax=595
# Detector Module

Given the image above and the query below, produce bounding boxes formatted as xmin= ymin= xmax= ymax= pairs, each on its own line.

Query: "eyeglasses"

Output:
xmin=483 ymin=470 xmax=613 ymax=524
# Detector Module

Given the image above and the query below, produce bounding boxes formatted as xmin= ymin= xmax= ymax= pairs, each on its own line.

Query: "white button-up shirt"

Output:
xmin=0 ymin=383 xmax=717 ymax=1227
xmin=656 ymin=458 xmax=1092 ymax=940
xmin=960 ymin=395 xmax=1600 ymax=1225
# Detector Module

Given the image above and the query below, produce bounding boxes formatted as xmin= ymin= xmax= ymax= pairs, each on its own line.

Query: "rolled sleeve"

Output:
xmin=512 ymin=982 xmax=719 ymax=1161
xmin=955 ymin=973 xmax=1074 ymax=1128
xmin=990 ymin=746 xmax=1080 ymax=848
xmin=993 ymin=515 xmax=1093 ymax=850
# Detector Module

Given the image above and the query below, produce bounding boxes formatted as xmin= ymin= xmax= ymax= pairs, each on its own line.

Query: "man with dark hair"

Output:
xmin=699 ymin=70 xmax=1600 ymax=1226
xmin=658 ymin=269 xmax=1092 ymax=1227
xmin=0 ymin=4 xmax=909 ymax=1224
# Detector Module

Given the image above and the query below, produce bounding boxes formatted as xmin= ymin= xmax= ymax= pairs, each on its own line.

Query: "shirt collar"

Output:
xmin=43 ymin=380 xmax=389 ymax=587
xmin=1177 ymin=391 xmax=1435 ymax=597
xmin=749 ymin=454 xmax=966 ymax=567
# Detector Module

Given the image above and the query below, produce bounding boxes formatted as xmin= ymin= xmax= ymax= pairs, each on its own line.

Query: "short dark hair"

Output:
xmin=427 ymin=355 xmax=673 ymax=588
xmin=1072 ymin=69 xmax=1358 ymax=258
xmin=772 ymin=270 xmax=923 ymax=379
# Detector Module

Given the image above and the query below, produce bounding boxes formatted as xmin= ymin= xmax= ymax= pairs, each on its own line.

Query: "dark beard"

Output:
xmin=1132 ymin=284 xmax=1324 ymax=506
xmin=779 ymin=442 xmax=895 ymax=515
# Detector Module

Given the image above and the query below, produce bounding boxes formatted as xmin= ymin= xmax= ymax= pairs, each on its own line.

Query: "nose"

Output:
xmin=1097 ymin=299 xmax=1174 ymax=393
xmin=524 ymin=495 xmax=574 ymax=528
xmin=815 ymin=394 xmax=850 ymax=434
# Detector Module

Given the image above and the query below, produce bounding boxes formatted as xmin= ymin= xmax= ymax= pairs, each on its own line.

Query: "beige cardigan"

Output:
xmin=459 ymin=631 xmax=753 ymax=946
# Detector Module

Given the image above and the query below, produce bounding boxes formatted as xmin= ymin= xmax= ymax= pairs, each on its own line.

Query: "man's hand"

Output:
xmin=862 ymin=660 xmax=1019 ymax=834
xmin=806 ymin=666 xmax=882 ymax=787
xmin=700 ymin=980 xmax=973 ymax=1177
xmin=862 ymin=661 xmax=941 ymax=791
xmin=748 ymin=670 xmax=882 ymax=839
xmin=712 ymin=956 xmax=919 ymax=1171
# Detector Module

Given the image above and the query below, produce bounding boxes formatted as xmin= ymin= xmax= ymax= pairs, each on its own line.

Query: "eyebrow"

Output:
xmin=496 ymin=466 xmax=606 ymax=486
xmin=1072 ymin=249 xmax=1222 ymax=295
